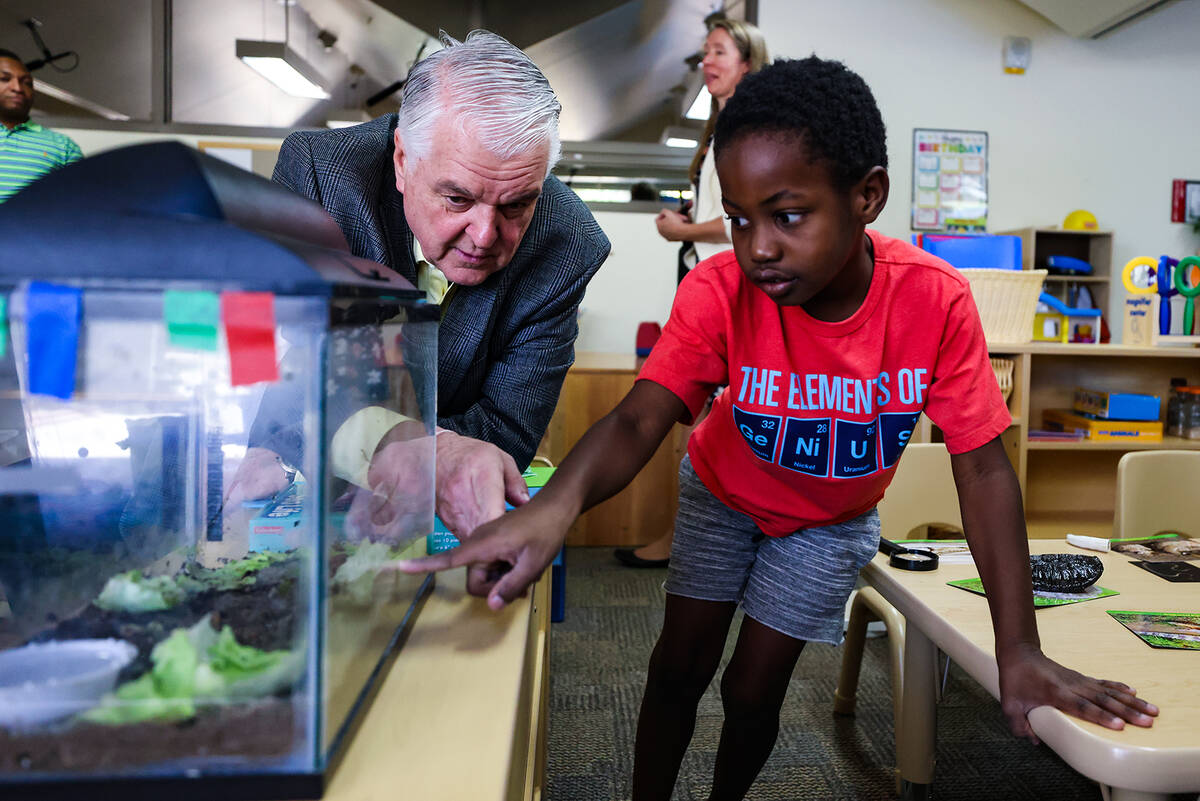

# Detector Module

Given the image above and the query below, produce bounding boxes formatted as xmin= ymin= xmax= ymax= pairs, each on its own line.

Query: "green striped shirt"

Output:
xmin=0 ymin=121 xmax=83 ymax=202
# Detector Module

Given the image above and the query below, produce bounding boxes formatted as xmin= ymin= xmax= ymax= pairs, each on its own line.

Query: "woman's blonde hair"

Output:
xmin=688 ymin=18 xmax=769 ymax=185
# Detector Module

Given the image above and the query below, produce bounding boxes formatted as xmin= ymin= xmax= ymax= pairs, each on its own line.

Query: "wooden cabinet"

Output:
xmin=541 ymin=353 xmax=688 ymax=547
xmin=1003 ymin=226 xmax=1114 ymax=320
xmin=956 ymin=343 xmax=1200 ymax=538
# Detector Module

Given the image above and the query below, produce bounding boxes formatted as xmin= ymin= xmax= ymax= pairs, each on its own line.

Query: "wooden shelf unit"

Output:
xmin=1001 ymin=227 xmax=1115 ymax=318
xmin=989 ymin=343 xmax=1200 ymax=538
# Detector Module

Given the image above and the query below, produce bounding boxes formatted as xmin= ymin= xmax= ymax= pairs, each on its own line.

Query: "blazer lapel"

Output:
xmin=374 ymin=181 xmax=417 ymax=283
xmin=437 ymin=269 xmax=501 ymax=410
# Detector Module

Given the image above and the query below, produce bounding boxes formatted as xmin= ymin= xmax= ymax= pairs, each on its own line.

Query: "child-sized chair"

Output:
xmin=1114 ymin=451 xmax=1200 ymax=539
xmin=833 ymin=442 xmax=963 ymax=791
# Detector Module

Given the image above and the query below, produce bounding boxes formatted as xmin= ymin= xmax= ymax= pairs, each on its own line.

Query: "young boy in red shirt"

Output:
xmin=403 ymin=56 xmax=1157 ymax=800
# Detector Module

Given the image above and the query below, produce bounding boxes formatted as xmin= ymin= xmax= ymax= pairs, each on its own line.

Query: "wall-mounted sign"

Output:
xmin=911 ymin=129 xmax=988 ymax=233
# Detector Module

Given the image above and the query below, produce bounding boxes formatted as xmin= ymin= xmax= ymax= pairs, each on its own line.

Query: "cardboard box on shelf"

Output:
xmin=1073 ymin=388 xmax=1161 ymax=421
xmin=1043 ymin=408 xmax=1163 ymax=442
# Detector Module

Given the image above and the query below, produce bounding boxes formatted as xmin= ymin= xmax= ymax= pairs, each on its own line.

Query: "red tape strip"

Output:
xmin=221 ymin=291 xmax=279 ymax=386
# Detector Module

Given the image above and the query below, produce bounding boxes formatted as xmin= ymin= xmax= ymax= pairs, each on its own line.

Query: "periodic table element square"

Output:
xmin=732 ymin=405 xmax=782 ymax=463
xmin=879 ymin=411 xmax=922 ymax=468
xmin=833 ymin=418 xmax=878 ymax=479
xmin=779 ymin=417 xmax=832 ymax=477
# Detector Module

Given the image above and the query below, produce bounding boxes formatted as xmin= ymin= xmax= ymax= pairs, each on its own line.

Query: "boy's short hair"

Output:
xmin=713 ymin=56 xmax=887 ymax=190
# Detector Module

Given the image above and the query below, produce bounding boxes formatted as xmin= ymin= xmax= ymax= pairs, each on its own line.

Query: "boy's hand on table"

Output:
xmin=998 ymin=642 xmax=1158 ymax=743
xmin=391 ymin=502 xmax=567 ymax=610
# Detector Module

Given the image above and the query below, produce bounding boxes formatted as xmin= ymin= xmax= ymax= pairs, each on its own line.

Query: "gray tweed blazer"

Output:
xmin=266 ymin=114 xmax=610 ymax=469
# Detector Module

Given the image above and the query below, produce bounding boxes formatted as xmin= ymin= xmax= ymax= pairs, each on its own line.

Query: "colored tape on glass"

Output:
xmin=164 ymin=289 xmax=219 ymax=351
xmin=26 ymin=281 xmax=82 ymax=399
xmin=221 ymin=291 xmax=279 ymax=386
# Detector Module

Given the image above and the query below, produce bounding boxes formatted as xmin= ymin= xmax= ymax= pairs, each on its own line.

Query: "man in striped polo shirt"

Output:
xmin=0 ymin=49 xmax=82 ymax=203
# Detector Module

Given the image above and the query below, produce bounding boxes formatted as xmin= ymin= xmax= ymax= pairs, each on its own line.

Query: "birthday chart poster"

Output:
xmin=912 ymin=129 xmax=989 ymax=233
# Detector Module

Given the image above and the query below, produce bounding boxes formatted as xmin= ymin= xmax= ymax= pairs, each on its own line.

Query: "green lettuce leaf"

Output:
xmin=81 ymin=620 xmax=299 ymax=725
xmin=94 ymin=569 xmax=186 ymax=613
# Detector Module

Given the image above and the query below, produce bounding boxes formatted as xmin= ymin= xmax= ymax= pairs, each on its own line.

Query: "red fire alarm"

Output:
xmin=1172 ymin=179 xmax=1200 ymax=223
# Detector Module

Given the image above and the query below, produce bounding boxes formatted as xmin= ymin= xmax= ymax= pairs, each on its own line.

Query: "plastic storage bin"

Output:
xmin=0 ymin=144 xmax=439 ymax=800
xmin=918 ymin=234 xmax=1022 ymax=270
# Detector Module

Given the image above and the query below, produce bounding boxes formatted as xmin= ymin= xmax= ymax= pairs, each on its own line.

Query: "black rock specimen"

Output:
xmin=1029 ymin=553 xmax=1103 ymax=594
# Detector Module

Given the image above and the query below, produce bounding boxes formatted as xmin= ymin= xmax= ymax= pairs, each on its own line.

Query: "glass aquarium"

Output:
xmin=0 ymin=143 xmax=438 ymax=799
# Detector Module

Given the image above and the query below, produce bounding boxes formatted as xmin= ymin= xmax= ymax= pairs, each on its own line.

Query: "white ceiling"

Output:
xmin=0 ymin=0 xmax=722 ymax=141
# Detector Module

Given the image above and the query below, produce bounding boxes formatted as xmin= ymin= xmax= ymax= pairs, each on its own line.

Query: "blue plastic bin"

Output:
xmin=918 ymin=234 xmax=1022 ymax=271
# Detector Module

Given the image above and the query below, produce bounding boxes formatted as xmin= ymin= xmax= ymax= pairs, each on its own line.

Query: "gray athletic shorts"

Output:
xmin=664 ymin=455 xmax=881 ymax=645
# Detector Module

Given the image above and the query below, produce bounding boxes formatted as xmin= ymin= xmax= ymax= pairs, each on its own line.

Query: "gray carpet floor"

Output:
xmin=545 ymin=547 xmax=1106 ymax=801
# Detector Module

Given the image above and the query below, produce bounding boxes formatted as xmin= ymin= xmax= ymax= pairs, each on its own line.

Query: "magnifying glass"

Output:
xmin=1122 ymin=256 xmax=1158 ymax=295
xmin=879 ymin=538 xmax=940 ymax=571
xmin=1173 ymin=256 xmax=1200 ymax=336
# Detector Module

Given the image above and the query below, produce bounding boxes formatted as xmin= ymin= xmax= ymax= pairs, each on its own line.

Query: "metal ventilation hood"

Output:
xmin=1 ymin=0 xmax=723 ymax=146
xmin=1015 ymin=0 xmax=1173 ymax=38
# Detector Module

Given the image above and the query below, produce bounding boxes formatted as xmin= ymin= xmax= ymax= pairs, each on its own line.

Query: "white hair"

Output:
xmin=397 ymin=30 xmax=561 ymax=177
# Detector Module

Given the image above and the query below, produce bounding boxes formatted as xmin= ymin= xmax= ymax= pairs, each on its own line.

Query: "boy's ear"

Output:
xmin=854 ymin=167 xmax=889 ymax=225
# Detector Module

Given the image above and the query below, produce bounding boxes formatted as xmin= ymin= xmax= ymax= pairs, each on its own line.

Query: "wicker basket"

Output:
xmin=961 ymin=269 xmax=1047 ymax=345
xmin=990 ymin=357 xmax=1014 ymax=404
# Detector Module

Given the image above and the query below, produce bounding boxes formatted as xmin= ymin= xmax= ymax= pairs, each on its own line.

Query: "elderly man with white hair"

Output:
xmin=240 ymin=31 xmax=610 ymax=595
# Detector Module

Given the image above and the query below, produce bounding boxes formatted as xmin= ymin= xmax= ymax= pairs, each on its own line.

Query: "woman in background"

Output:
xmin=654 ymin=19 xmax=769 ymax=270
xmin=616 ymin=18 xmax=768 ymax=569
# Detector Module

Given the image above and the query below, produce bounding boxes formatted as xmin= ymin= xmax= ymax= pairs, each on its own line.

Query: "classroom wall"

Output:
xmin=758 ymin=0 xmax=1200 ymax=335
xmin=53 ymin=129 xmax=284 ymax=179
xmin=575 ymin=210 xmax=682 ymax=354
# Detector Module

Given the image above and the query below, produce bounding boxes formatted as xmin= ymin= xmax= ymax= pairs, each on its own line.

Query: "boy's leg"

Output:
xmin=633 ymin=593 xmax=737 ymax=801
xmin=707 ymin=617 xmax=806 ymax=801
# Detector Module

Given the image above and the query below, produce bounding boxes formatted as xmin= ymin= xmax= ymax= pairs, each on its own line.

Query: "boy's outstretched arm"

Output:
xmin=951 ymin=437 xmax=1158 ymax=742
xmin=395 ymin=380 xmax=689 ymax=609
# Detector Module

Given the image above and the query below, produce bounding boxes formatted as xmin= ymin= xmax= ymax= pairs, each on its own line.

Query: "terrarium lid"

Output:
xmin=0 ymin=142 xmax=423 ymax=300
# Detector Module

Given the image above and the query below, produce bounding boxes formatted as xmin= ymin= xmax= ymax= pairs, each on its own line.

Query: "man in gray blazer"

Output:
xmin=237 ymin=31 xmax=609 ymax=572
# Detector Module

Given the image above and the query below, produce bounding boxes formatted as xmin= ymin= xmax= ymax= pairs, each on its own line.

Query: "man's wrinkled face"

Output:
xmin=393 ymin=117 xmax=548 ymax=285
xmin=0 ymin=57 xmax=34 ymax=126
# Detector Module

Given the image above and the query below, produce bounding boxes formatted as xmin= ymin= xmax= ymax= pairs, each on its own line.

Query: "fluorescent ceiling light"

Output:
xmin=236 ymin=39 xmax=330 ymax=99
xmin=685 ymin=86 xmax=712 ymax=120
xmin=665 ymin=137 xmax=698 ymax=149
xmin=34 ymin=81 xmax=131 ymax=121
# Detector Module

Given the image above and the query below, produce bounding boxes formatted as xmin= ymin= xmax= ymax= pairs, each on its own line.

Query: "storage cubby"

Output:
xmin=1002 ymin=226 xmax=1114 ymax=327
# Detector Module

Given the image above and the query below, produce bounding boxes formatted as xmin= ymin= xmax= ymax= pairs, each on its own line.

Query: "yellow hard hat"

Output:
xmin=1063 ymin=209 xmax=1099 ymax=231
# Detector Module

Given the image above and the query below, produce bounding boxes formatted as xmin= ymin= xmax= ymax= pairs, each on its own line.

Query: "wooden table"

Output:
xmin=320 ymin=568 xmax=550 ymax=801
xmin=863 ymin=540 xmax=1200 ymax=801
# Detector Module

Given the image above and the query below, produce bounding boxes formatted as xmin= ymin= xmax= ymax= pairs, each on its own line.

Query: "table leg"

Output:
xmin=896 ymin=623 xmax=937 ymax=794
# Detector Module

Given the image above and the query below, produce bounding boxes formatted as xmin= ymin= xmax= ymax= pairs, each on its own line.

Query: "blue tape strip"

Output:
xmin=26 ymin=281 xmax=82 ymax=399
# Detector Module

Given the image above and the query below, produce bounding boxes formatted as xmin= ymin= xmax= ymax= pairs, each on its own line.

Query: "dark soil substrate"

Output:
xmin=29 ymin=560 xmax=301 ymax=682
xmin=0 ymin=699 xmax=297 ymax=774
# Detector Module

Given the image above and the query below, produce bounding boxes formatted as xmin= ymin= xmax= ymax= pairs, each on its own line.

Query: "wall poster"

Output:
xmin=911 ymin=129 xmax=988 ymax=233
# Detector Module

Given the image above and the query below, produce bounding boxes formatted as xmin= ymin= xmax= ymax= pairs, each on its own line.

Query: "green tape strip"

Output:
xmin=164 ymin=290 xmax=219 ymax=351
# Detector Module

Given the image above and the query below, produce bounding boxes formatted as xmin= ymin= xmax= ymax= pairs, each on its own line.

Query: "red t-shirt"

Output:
xmin=638 ymin=229 xmax=1011 ymax=537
